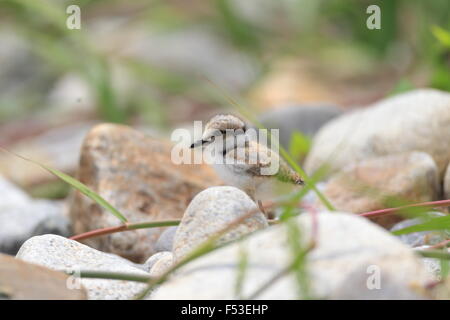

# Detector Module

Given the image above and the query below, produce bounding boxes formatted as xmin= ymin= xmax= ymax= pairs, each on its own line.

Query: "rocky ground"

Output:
xmin=1 ymin=88 xmax=450 ymax=300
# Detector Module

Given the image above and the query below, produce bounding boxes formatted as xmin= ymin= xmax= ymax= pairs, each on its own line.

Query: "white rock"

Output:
xmin=142 ymin=251 xmax=172 ymax=273
xmin=0 ymin=175 xmax=30 ymax=207
xmin=16 ymin=235 xmax=149 ymax=300
xmin=155 ymin=227 xmax=177 ymax=253
xmin=149 ymin=253 xmax=174 ymax=277
xmin=0 ymin=176 xmax=69 ymax=255
xmin=305 ymin=89 xmax=450 ymax=179
xmin=46 ymin=73 xmax=95 ymax=115
xmin=151 ymin=212 xmax=431 ymax=300
xmin=173 ymin=186 xmax=268 ymax=261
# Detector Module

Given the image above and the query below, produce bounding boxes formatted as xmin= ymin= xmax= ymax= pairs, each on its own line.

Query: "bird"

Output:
xmin=190 ymin=114 xmax=304 ymax=217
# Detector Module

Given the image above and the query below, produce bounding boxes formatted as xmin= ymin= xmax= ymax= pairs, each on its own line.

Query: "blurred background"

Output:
xmin=0 ymin=0 xmax=449 ymax=198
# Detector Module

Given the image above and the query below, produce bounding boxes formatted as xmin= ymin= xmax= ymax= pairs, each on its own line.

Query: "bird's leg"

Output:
xmin=257 ymin=200 xmax=265 ymax=215
xmin=258 ymin=200 xmax=274 ymax=220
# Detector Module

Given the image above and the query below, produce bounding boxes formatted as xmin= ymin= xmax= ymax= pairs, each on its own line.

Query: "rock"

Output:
xmin=33 ymin=212 xmax=72 ymax=237
xmin=149 ymin=252 xmax=174 ymax=277
xmin=391 ymin=212 xmax=450 ymax=247
xmin=150 ymin=212 xmax=430 ymax=300
xmin=142 ymin=251 xmax=172 ymax=273
xmin=155 ymin=227 xmax=177 ymax=253
xmin=151 ymin=212 xmax=431 ymax=300
xmin=0 ymin=122 xmax=96 ymax=188
xmin=0 ymin=174 xmax=29 ymax=206
xmin=16 ymin=235 xmax=149 ymax=300
xmin=444 ymin=164 xmax=450 ymax=200
xmin=173 ymin=186 xmax=268 ymax=261
xmin=248 ymin=59 xmax=340 ymax=110
xmin=69 ymin=124 xmax=222 ymax=263
xmin=0 ymin=176 xmax=70 ymax=255
xmin=45 ymin=73 xmax=95 ymax=117
xmin=0 ymin=253 xmax=86 ymax=300
xmin=121 ymin=26 xmax=258 ymax=91
xmin=258 ymin=105 xmax=342 ymax=147
xmin=305 ymin=89 xmax=450 ymax=179
xmin=320 ymin=152 xmax=440 ymax=228
xmin=0 ymin=30 xmax=54 ymax=122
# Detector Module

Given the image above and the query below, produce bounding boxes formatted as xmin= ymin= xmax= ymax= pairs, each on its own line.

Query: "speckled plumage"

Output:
xmin=193 ymin=114 xmax=304 ymax=202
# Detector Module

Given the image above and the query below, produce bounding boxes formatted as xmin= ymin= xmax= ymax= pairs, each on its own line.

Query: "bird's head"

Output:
xmin=190 ymin=114 xmax=247 ymax=149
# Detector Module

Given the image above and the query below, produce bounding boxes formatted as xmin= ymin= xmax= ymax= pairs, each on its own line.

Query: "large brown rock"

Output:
xmin=69 ymin=124 xmax=221 ymax=263
xmin=320 ymin=152 xmax=440 ymax=228
xmin=0 ymin=253 xmax=86 ymax=300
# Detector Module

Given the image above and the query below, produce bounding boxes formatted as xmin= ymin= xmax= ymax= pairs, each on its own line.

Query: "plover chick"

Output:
xmin=190 ymin=114 xmax=304 ymax=216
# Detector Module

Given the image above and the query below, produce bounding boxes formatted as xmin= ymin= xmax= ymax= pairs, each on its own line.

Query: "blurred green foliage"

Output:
xmin=289 ymin=131 xmax=311 ymax=162
xmin=0 ymin=0 xmax=448 ymax=126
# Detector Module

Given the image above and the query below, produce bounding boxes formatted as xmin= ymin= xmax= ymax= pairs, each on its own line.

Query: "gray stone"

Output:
xmin=45 ymin=73 xmax=95 ymax=116
xmin=258 ymin=104 xmax=342 ymax=147
xmin=155 ymin=227 xmax=177 ymax=253
xmin=0 ymin=30 xmax=54 ymax=121
xmin=149 ymin=252 xmax=174 ymax=277
xmin=33 ymin=212 xmax=72 ymax=238
xmin=0 ymin=175 xmax=30 ymax=206
xmin=0 ymin=177 xmax=69 ymax=255
xmin=123 ymin=26 xmax=258 ymax=91
xmin=151 ymin=212 xmax=431 ymax=300
xmin=142 ymin=251 xmax=172 ymax=273
xmin=173 ymin=186 xmax=268 ymax=261
xmin=305 ymin=89 xmax=450 ymax=179
xmin=16 ymin=235 xmax=149 ymax=300
xmin=391 ymin=212 xmax=450 ymax=247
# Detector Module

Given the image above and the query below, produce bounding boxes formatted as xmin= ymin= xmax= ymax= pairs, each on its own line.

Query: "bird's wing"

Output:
xmin=227 ymin=141 xmax=304 ymax=185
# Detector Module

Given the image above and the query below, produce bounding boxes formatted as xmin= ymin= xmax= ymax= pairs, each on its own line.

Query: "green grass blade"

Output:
xmin=392 ymin=215 xmax=450 ymax=236
xmin=0 ymin=148 xmax=128 ymax=223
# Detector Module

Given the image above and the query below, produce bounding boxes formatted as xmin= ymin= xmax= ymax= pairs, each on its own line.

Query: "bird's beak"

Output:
xmin=190 ymin=140 xmax=204 ymax=148
xmin=190 ymin=136 xmax=214 ymax=148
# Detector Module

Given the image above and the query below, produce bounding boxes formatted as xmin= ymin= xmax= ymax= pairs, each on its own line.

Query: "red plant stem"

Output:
xmin=70 ymin=225 xmax=129 ymax=241
xmin=358 ymin=199 xmax=450 ymax=218
xmin=69 ymin=199 xmax=450 ymax=242
xmin=427 ymin=239 xmax=450 ymax=250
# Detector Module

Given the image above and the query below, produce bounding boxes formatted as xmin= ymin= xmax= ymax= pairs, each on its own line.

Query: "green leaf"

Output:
xmin=234 ymin=245 xmax=249 ymax=298
xmin=0 ymin=148 xmax=128 ymax=223
xmin=432 ymin=25 xmax=450 ymax=48
xmin=289 ymin=131 xmax=312 ymax=161
xmin=392 ymin=215 xmax=450 ymax=236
